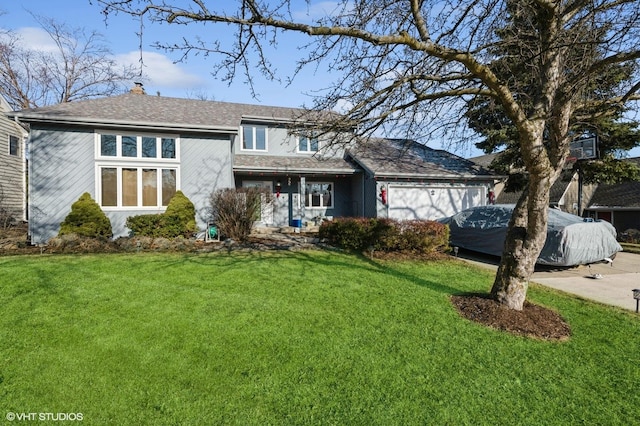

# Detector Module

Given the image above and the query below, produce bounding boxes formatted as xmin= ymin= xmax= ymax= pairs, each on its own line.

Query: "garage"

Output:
xmin=387 ymin=185 xmax=486 ymax=221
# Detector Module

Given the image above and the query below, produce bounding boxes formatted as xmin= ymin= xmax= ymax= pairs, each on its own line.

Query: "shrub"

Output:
xmin=319 ymin=217 xmax=449 ymax=254
xmin=319 ymin=217 xmax=376 ymax=251
xmin=396 ymin=220 xmax=450 ymax=253
xmin=126 ymin=214 xmax=165 ymax=238
xmin=126 ymin=191 xmax=197 ymax=238
xmin=620 ymin=229 xmax=640 ymax=244
xmin=165 ymin=190 xmax=197 ymax=234
xmin=59 ymin=193 xmax=113 ymax=239
xmin=209 ymin=187 xmax=273 ymax=242
xmin=209 ymin=188 xmax=273 ymax=241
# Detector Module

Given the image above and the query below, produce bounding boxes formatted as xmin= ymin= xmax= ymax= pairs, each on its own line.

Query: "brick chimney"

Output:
xmin=130 ymin=82 xmax=146 ymax=95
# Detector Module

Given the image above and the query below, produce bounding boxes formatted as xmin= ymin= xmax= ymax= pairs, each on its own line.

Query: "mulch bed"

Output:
xmin=451 ymin=293 xmax=571 ymax=341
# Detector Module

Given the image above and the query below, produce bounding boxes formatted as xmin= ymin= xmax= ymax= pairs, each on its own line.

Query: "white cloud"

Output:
xmin=13 ymin=27 xmax=59 ymax=53
xmin=115 ymin=51 xmax=206 ymax=91
xmin=332 ymin=98 xmax=354 ymax=114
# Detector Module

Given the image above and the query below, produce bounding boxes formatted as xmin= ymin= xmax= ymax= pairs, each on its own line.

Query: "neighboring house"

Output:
xmin=584 ymin=157 xmax=640 ymax=233
xmin=0 ymin=95 xmax=28 ymax=222
xmin=470 ymin=152 xmax=640 ymax=234
xmin=468 ymin=152 xmax=507 ymax=200
xmin=9 ymin=85 xmax=498 ymax=243
xmin=495 ymin=169 xmax=597 ymax=216
xmin=471 ymin=152 xmax=598 ymax=215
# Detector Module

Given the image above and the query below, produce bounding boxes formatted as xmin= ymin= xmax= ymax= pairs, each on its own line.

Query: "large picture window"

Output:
xmin=241 ymin=125 xmax=267 ymax=151
xmin=96 ymin=132 xmax=179 ymax=208
xmin=305 ymin=182 xmax=333 ymax=208
xmin=99 ymin=166 xmax=177 ymax=208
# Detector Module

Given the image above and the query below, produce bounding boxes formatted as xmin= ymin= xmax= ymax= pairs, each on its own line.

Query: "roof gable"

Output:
xmin=347 ymin=138 xmax=495 ymax=179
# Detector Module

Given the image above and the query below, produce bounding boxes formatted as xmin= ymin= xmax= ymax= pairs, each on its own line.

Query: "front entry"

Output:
xmin=242 ymin=180 xmax=275 ymax=225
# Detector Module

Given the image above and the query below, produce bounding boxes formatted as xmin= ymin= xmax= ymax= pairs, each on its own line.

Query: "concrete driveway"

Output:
xmin=459 ymin=250 xmax=640 ymax=312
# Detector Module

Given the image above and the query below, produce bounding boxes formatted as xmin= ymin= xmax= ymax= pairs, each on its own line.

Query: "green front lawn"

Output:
xmin=1 ymin=251 xmax=638 ymax=424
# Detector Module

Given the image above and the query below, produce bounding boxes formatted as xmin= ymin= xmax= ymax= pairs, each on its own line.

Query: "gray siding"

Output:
xmin=234 ymin=125 xmax=347 ymax=159
xmin=350 ymin=173 xmax=365 ymax=217
xmin=29 ymin=127 xmax=234 ymax=242
xmin=0 ymin=111 xmax=26 ymax=220
xmin=180 ymin=134 xmax=234 ymax=228
xmin=363 ymin=175 xmax=378 ymax=218
xmin=110 ymin=135 xmax=233 ymax=237
xmin=29 ymin=127 xmax=95 ymax=243
xmin=301 ymin=176 xmax=357 ymax=219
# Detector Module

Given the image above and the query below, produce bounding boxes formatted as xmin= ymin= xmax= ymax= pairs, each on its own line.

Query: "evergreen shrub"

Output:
xmin=59 ymin=192 xmax=113 ymax=239
xmin=126 ymin=191 xmax=197 ymax=238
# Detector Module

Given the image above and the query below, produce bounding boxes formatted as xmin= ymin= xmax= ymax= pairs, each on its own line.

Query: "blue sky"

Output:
xmin=2 ymin=1 xmax=639 ymax=158
xmin=0 ymin=0 xmax=338 ymax=107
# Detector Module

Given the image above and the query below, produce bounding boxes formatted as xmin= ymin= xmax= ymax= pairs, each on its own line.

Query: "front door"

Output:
xmin=242 ymin=180 xmax=274 ymax=225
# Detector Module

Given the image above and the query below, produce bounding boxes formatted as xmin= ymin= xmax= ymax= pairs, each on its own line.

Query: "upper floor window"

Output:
xmin=298 ymin=133 xmax=319 ymax=153
xmin=98 ymin=133 xmax=178 ymax=160
xmin=9 ymin=135 xmax=19 ymax=156
xmin=242 ymin=125 xmax=267 ymax=151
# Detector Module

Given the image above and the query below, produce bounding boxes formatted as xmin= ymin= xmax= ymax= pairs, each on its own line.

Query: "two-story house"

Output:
xmin=0 ymin=95 xmax=28 ymax=223
xmin=8 ymin=85 xmax=497 ymax=243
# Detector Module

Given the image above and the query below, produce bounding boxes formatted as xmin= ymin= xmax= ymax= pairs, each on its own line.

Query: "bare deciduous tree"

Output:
xmin=98 ymin=0 xmax=640 ymax=310
xmin=0 ymin=14 xmax=138 ymax=109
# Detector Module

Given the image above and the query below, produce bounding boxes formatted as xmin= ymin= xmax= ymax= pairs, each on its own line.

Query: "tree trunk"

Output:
xmin=490 ymin=169 xmax=553 ymax=310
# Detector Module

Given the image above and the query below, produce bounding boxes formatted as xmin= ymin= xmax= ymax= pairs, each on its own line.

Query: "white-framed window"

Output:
xmin=9 ymin=135 xmax=19 ymax=156
xmin=98 ymin=166 xmax=178 ymax=208
xmin=97 ymin=133 xmax=178 ymax=161
xmin=241 ymin=125 xmax=267 ymax=151
xmin=305 ymin=182 xmax=333 ymax=208
xmin=297 ymin=133 xmax=319 ymax=153
xmin=95 ymin=132 xmax=179 ymax=209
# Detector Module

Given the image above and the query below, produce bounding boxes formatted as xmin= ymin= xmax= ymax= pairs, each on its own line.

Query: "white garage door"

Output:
xmin=388 ymin=186 xmax=485 ymax=220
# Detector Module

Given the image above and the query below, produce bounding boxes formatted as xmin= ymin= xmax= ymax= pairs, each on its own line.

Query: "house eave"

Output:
xmin=8 ymin=113 xmax=238 ymax=134
xmin=241 ymin=115 xmax=301 ymax=125
xmin=587 ymin=205 xmax=640 ymax=211
xmin=373 ymin=172 xmax=504 ymax=181
xmin=233 ymin=165 xmax=360 ymax=175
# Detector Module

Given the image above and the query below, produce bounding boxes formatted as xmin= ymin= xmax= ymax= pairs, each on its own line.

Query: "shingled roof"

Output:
xmin=234 ymin=154 xmax=360 ymax=175
xmin=8 ymin=92 xmax=320 ymax=133
xmin=347 ymin=138 xmax=495 ymax=180
xmin=588 ymin=157 xmax=640 ymax=209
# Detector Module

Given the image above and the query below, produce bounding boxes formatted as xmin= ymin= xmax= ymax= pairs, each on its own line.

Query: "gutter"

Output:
xmin=233 ymin=165 xmax=360 ymax=175
xmin=372 ymin=172 xmax=504 ymax=181
xmin=6 ymin=113 xmax=238 ymax=134
xmin=587 ymin=206 xmax=640 ymax=211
